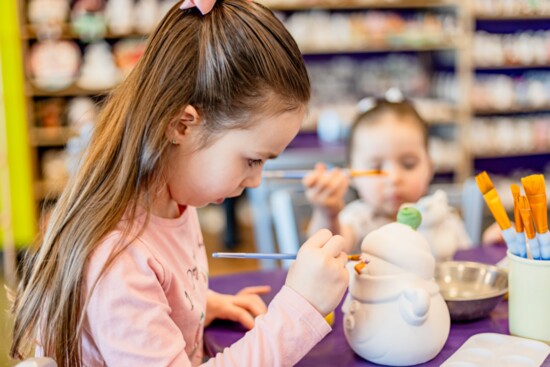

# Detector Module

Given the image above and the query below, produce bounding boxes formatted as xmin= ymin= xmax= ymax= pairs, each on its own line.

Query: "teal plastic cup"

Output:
xmin=508 ymin=251 xmax=550 ymax=344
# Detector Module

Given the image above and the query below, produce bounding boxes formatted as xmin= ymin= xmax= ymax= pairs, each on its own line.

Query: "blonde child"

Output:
xmin=10 ymin=1 xmax=349 ymax=366
xmin=304 ymin=100 xmax=470 ymax=254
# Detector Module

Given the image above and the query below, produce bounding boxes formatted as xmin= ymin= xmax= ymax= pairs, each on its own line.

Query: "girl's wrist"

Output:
xmin=318 ymin=203 xmax=344 ymax=219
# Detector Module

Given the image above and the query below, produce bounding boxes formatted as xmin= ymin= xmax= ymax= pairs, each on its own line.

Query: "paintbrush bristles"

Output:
xmin=511 ymin=184 xmax=524 ymax=232
xmin=511 ymin=184 xmax=520 ymax=197
xmin=521 ymin=174 xmax=546 ymax=196
xmin=475 ymin=171 xmax=494 ymax=195
xmin=521 ymin=174 xmax=548 ymax=233
xmin=518 ymin=195 xmax=536 ymax=239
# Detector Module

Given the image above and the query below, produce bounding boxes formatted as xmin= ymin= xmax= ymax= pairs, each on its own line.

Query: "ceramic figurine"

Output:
xmin=134 ymin=0 xmax=160 ymax=35
xmin=28 ymin=0 xmax=69 ymax=27
xmin=71 ymin=0 xmax=107 ymax=41
xmin=403 ymin=190 xmax=472 ymax=261
xmin=105 ymin=0 xmax=134 ymax=35
xmin=342 ymin=207 xmax=450 ymax=366
xmin=77 ymin=41 xmax=121 ymax=90
xmin=29 ymin=40 xmax=81 ymax=91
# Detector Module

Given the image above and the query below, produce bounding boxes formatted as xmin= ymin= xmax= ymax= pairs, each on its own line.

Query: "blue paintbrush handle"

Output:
xmin=537 ymin=231 xmax=550 ymax=260
xmin=262 ymin=171 xmax=310 ymax=179
xmin=212 ymin=252 xmax=297 ymax=260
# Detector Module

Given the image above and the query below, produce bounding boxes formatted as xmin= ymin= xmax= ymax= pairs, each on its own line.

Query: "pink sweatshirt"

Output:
xmin=82 ymin=207 xmax=331 ymax=366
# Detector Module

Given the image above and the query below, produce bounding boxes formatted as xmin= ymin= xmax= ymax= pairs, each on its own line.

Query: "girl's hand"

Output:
xmin=482 ymin=221 xmax=505 ymax=246
xmin=205 ymin=286 xmax=271 ymax=329
xmin=285 ymin=229 xmax=349 ymax=316
xmin=303 ymin=163 xmax=349 ymax=219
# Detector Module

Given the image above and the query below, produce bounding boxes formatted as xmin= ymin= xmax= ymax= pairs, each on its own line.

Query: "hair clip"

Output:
xmin=180 ymin=0 xmax=216 ymax=15
xmin=356 ymin=87 xmax=406 ymax=113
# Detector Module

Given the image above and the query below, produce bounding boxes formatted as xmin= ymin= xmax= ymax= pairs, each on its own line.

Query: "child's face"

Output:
xmin=350 ymin=115 xmax=432 ymax=218
xmin=165 ymin=109 xmax=304 ymax=208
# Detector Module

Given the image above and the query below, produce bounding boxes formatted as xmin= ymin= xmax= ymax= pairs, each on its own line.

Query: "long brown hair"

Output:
xmin=10 ymin=1 xmax=310 ymax=365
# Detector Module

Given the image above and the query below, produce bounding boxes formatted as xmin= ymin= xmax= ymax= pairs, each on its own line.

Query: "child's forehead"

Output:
xmin=353 ymin=117 xmax=424 ymax=142
xmin=351 ymin=119 xmax=427 ymax=157
xmin=356 ymin=113 xmax=424 ymax=133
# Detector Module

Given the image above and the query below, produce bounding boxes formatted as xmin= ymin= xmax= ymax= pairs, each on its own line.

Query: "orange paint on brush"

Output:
xmin=518 ymin=195 xmax=536 ymax=240
xmin=475 ymin=171 xmax=511 ymax=230
xmin=521 ymin=174 xmax=548 ymax=234
xmin=511 ymin=184 xmax=524 ymax=233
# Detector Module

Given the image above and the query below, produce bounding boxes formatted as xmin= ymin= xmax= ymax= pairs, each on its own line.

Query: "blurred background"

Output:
xmin=3 ymin=0 xmax=550 ymax=364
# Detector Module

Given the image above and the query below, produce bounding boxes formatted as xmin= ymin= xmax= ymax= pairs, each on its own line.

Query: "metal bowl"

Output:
xmin=435 ymin=261 xmax=508 ymax=322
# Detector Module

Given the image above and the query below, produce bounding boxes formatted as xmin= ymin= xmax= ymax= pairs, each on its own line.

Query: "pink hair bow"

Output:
xmin=180 ymin=0 xmax=217 ymax=14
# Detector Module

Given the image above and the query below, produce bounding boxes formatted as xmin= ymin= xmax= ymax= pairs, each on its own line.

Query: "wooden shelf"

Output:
xmin=300 ymin=39 xmax=459 ymax=55
xmin=23 ymin=24 xmax=148 ymax=40
xmin=475 ymin=14 xmax=550 ymax=20
xmin=262 ymin=0 xmax=458 ymax=11
xmin=30 ymin=127 xmax=76 ymax=147
xmin=29 ymin=84 xmax=111 ymax=97
xmin=475 ymin=64 xmax=550 ymax=70
xmin=474 ymin=106 xmax=550 ymax=116
xmin=474 ymin=150 xmax=550 ymax=159
xmin=34 ymin=179 xmax=68 ymax=200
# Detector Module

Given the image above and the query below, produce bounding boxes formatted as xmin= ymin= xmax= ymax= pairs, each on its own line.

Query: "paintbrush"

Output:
xmin=212 ymin=252 xmax=362 ymax=261
xmin=511 ymin=184 xmax=527 ymax=258
xmin=518 ymin=195 xmax=542 ymax=260
xmin=475 ymin=171 xmax=517 ymax=251
xmin=521 ymin=174 xmax=550 ymax=260
xmin=262 ymin=169 xmax=387 ymax=179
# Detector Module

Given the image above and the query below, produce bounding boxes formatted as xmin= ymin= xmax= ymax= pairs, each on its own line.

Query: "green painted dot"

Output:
xmin=397 ymin=207 xmax=422 ymax=230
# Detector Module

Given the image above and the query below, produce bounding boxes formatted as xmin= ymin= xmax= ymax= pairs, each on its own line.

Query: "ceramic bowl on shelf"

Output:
xmin=435 ymin=261 xmax=508 ymax=322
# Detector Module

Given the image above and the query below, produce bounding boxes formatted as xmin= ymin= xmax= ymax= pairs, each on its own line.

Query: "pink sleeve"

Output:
xmin=87 ymin=237 xmax=330 ymax=366
xmin=202 ymin=285 xmax=331 ymax=367
xmin=86 ymin=241 xmax=193 ymax=366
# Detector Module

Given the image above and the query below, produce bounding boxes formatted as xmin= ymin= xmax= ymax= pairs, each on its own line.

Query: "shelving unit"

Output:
xmin=19 ymin=0 xmax=550 ymax=227
xmin=17 ymin=0 xmax=141 ymax=204
xmin=16 ymin=0 xmax=474 ymax=216
xmin=470 ymin=6 xmax=550 ymax=176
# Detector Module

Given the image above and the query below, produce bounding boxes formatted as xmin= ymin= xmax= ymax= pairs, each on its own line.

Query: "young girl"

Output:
xmin=304 ymin=100 xmax=470 ymax=254
xmin=10 ymin=1 xmax=349 ymax=366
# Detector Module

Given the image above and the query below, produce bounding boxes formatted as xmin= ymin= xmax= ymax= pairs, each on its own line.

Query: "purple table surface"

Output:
xmin=205 ymin=246 xmax=550 ymax=366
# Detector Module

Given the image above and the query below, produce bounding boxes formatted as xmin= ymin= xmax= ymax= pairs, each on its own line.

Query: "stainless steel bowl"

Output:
xmin=435 ymin=261 xmax=508 ymax=322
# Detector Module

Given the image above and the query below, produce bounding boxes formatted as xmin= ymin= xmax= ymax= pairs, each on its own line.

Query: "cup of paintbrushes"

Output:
xmin=508 ymin=251 xmax=550 ymax=344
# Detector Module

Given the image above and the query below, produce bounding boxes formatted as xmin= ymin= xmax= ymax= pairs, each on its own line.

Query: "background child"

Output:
xmin=304 ymin=100 xmax=471 ymax=255
xmin=10 ymin=1 xmax=349 ymax=366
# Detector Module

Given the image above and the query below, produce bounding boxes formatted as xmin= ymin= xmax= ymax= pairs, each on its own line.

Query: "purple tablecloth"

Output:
xmin=205 ymin=246 xmax=550 ymax=366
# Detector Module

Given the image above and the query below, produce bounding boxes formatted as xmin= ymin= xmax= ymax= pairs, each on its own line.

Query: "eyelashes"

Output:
xmin=247 ymin=159 xmax=263 ymax=167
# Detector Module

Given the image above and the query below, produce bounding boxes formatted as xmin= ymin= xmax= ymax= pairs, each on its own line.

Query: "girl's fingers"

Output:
xmin=301 ymin=229 xmax=333 ymax=250
xmin=303 ymin=163 xmax=327 ymax=187
xmin=226 ymin=305 xmax=256 ymax=330
xmin=321 ymin=234 xmax=345 ymax=258
xmin=233 ymin=295 xmax=268 ymax=317
xmin=237 ymin=285 xmax=272 ymax=296
xmin=336 ymin=251 xmax=348 ymax=267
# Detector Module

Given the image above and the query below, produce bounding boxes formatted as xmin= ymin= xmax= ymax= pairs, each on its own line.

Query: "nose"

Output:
xmin=385 ymin=165 xmax=402 ymax=185
xmin=243 ymin=170 xmax=263 ymax=189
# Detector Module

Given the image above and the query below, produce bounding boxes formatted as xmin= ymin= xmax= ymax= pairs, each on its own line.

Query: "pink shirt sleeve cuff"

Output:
xmin=274 ymin=285 xmax=332 ymax=340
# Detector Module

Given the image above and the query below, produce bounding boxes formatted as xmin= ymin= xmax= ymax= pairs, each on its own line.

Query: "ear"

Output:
xmin=165 ymin=105 xmax=201 ymax=143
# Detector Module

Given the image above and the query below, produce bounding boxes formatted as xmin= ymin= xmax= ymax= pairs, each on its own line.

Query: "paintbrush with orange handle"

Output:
xmin=521 ymin=174 xmax=550 ymax=260
xmin=475 ymin=171 xmax=517 ymax=252
xmin=518 ymin=195 xmax=542 ymax=260
xmin=510 ymin=184 xmax=527 ymax=258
